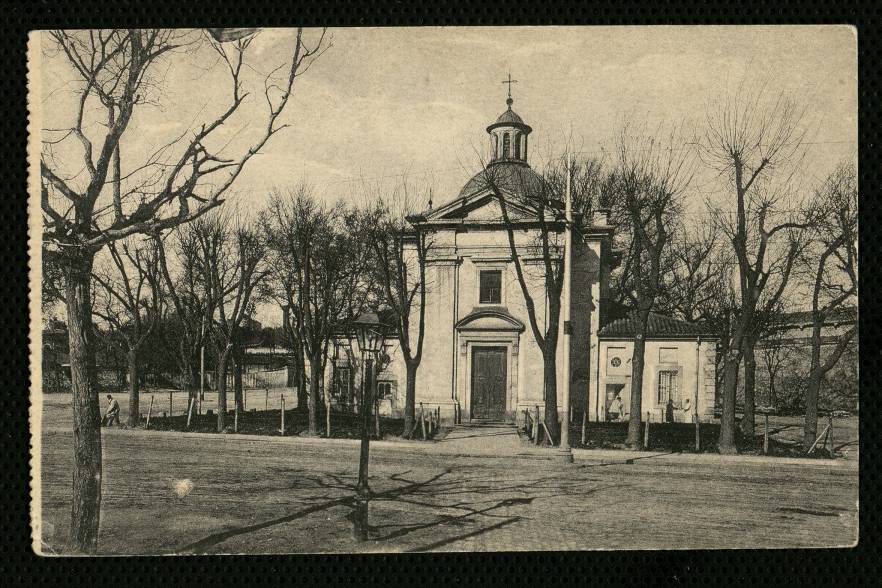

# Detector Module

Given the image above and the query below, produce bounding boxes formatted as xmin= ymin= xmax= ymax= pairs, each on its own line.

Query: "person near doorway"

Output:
xmin=665 ymin=398 xmax=675 ymax=423
xmin=103 ymin=394 xmax=121 ymax=427
xmin=682 ymin=397 xmax=694 ymax=423
xmin=608 ymin=394 xmax=624 ymax=422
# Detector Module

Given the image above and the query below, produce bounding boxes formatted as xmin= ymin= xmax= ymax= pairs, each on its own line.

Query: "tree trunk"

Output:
xmin=626 ymin=333 xmax=647 ymax=449
xmin=718 ymin=348 xmax=741 ymax=454
xmin=802 ymin=323 xmax=824 ymax=449
xmin=739 ymin=336 xmax=757 ymax=438
xmin=216 ymin=344 xmax=232 ymax=432
xmin=178 ymin=340 xmax=199 ymax=407
xmin=295 ymin=345 xmax=308 ymax=412
xmin=543 ymin=348 xmax=560 ymax=443
xmin=308 ymin=356 xmax=321 ymax=435
xmin=127 ymin=347 xmax=139 ymax=427
xmin=402 ymin=361 xmax=418 ymax=438
xmin=233 ymin=349 xmax=244 ymax=416
xmin=63 ymin=250 xmax=102 ymax=553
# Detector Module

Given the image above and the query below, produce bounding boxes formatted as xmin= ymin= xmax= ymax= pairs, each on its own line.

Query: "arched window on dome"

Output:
xmin=502 ymin=133 xmax=510 ymax=158
xmin=523 ymin=134 xmax=528 ymax=161
xmin=514 ymin=132 xmax=521 ymax=159
xmin=493 ymin=134 xmax=499 ymax=159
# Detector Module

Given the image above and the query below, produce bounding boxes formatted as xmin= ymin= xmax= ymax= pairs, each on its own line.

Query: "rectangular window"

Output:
xmin=334 ymin=366 xmax=351 ymax=401
xmin=479 ymin=270 xmax=502 ymax=304
xmin=377 ymin=381 xmax=394 ymax=399
xmin=657 ymin=370 xmax=680 ymax=404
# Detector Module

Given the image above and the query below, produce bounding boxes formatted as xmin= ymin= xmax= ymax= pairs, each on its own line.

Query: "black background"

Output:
xmin=2 ymin=1 xmax=878 ymax=585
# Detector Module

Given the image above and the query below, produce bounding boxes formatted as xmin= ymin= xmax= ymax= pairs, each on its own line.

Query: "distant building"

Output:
xmin=754 ymin=306 xmax=858 ymax=413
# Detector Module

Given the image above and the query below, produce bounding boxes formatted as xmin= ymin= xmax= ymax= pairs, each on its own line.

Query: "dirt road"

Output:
xmin=36 ymin=425 xmax=858 ymax=554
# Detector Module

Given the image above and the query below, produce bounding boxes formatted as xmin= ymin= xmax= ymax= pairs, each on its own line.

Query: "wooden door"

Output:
xmin=471 ymin=347 xmax=507 ymax=420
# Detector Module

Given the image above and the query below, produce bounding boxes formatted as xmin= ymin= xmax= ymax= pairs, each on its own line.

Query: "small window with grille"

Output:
xmin=377 ymin=381 xmax=394 ymax=399
xmin=657 ymin=370 xmax=680 ymax=405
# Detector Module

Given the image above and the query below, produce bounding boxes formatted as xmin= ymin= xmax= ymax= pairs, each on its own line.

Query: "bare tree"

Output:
xmin=658 ymin=223 xmax=727 ymax=323
xmin=190 ymin=212 xmax=268 ymax=432
xmin=155 ymin=226 xmax=213 ymax=412
xmin=758 ymin=332 xmax=797 ymax=410
xmin=91 ymin=238 xmax=162 ymax=426
xmin=477 ymin=154 xmax=602 ymax=443
xmin=359 ymin=182 xmax=432 ymax=438
xmin=264 ymin=187 xmax=371 ymax=436
xmin=800 ymin=163 xmax=858 ymax=448
xmin=608 ymin=124 xmax=695 ymax=449
xmin=39 ymin=27 xmax=328 ymax=551
xmin=700 ymin=87 xmax=810 ymax=453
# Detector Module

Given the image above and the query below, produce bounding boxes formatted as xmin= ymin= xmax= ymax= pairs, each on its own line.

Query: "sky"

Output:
xmin=39 ymin=26 xmax=857 ymax=325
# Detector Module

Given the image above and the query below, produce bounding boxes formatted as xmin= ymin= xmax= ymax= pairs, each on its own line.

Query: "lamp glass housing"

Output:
xmin=354 ymin=312 xmax=384 ymax=355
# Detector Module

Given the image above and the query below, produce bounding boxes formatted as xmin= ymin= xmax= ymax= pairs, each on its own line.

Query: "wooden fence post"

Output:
xmin=540 ymin=420 xmax=553 ymax=447
xmin=643 ymin=411 xmax=650 ymax=450
xmin=828 ymin=412 xmax=835 ymax=458
xmin=420 ymin=405 xmax=427 ymax=440
xmin=146 ymin=394 xmax=154 ymax=429
xmin=234 ymin=404 xmax=239 ymax=433
xmin=244 ymin=387 xmax=247 ymax=412
xmin=374 ymin=398 xmax=380 ymax=439
xmin=534 ymin=405 xmax=541 ymax=446
xmin=807 ymin=424 xmax=830 ymax=455
xmin=169 ymin=390 xmax=173 ymax=417
xmin=280 ymin=394 xmax=285 ymax=435
xmin=186 ymin=396 xmax=195 ymax=429
xmin=265 ymin=387 xmax=269 ymax=412
xmin=326 ymin=388 xmax=332 ymax=438
xmin=763 ymin=413 xmax=770 ymax=455
xmin=581 ymin=410 xmax=587 ymax=445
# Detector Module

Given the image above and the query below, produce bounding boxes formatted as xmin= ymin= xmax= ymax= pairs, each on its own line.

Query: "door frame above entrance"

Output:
xmin=458 ymin=334 xmax=520 ymax=422
xmin=455 ymin=307 xmax=524 ymax=422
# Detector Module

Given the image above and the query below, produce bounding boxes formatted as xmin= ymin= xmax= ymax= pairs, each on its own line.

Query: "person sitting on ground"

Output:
xmin=103 ymin=394 xmax=121 ymax=427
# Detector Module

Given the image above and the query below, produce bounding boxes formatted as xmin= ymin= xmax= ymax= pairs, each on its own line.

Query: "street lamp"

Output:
xmin=352 ymin=311 xmax=386 ymax=541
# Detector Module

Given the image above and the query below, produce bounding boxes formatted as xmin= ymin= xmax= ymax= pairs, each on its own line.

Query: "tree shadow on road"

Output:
xmin=174 ymin=463 xmax=611 ymax=553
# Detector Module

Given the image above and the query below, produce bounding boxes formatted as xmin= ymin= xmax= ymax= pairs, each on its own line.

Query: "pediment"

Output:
xmin=430 ymin=193 xmax=537 ymax=223
xmin=455 ymin=308 xmax=525 ymax=332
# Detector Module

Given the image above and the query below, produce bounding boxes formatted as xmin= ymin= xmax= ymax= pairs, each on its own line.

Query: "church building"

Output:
xmin=326 ymin=95 xmax=718 ymax=427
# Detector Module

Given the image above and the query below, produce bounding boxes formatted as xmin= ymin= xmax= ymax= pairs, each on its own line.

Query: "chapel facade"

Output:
xmin=390 ymin=96 xmax=614 ymax=423
xmin=325 ymin=96 xmax=718 ymax=427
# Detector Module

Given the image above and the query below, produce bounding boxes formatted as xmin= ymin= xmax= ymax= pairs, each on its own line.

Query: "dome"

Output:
xmin=486 ymin=102 xmax=533 ymax=134
xmin=495 ymin=108 xmax=524 ymax=125
xmin=457 ymin=160 xmax=545 ymax=201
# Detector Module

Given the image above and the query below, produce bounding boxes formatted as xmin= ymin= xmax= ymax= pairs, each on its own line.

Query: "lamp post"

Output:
xmin=352 ymin=312 xmax=385 ymax=541
xmin=559 ymin=151 xmax=574 ymax=464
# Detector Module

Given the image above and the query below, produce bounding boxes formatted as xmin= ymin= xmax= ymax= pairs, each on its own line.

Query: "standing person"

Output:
xmin=682 ymin=397 xmax=694 ymax=424
xmin=608 ymin=394 xmax=624 ymax=422
xmin=103 ymin=394 xmax=121 ymax=427
xmin=665 ymin=398 xmax=674 ymax=423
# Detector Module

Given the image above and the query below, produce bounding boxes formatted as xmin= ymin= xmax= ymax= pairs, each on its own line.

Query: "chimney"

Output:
xmin=593 ymin=208 xmax=611 ymax=227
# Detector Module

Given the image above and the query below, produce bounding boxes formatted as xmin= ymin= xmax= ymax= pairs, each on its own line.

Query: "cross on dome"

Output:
xmin=486 ymin=75 xmax=532 ymax=165
xmin=501 ymin=72 xmax=518 ymax=107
